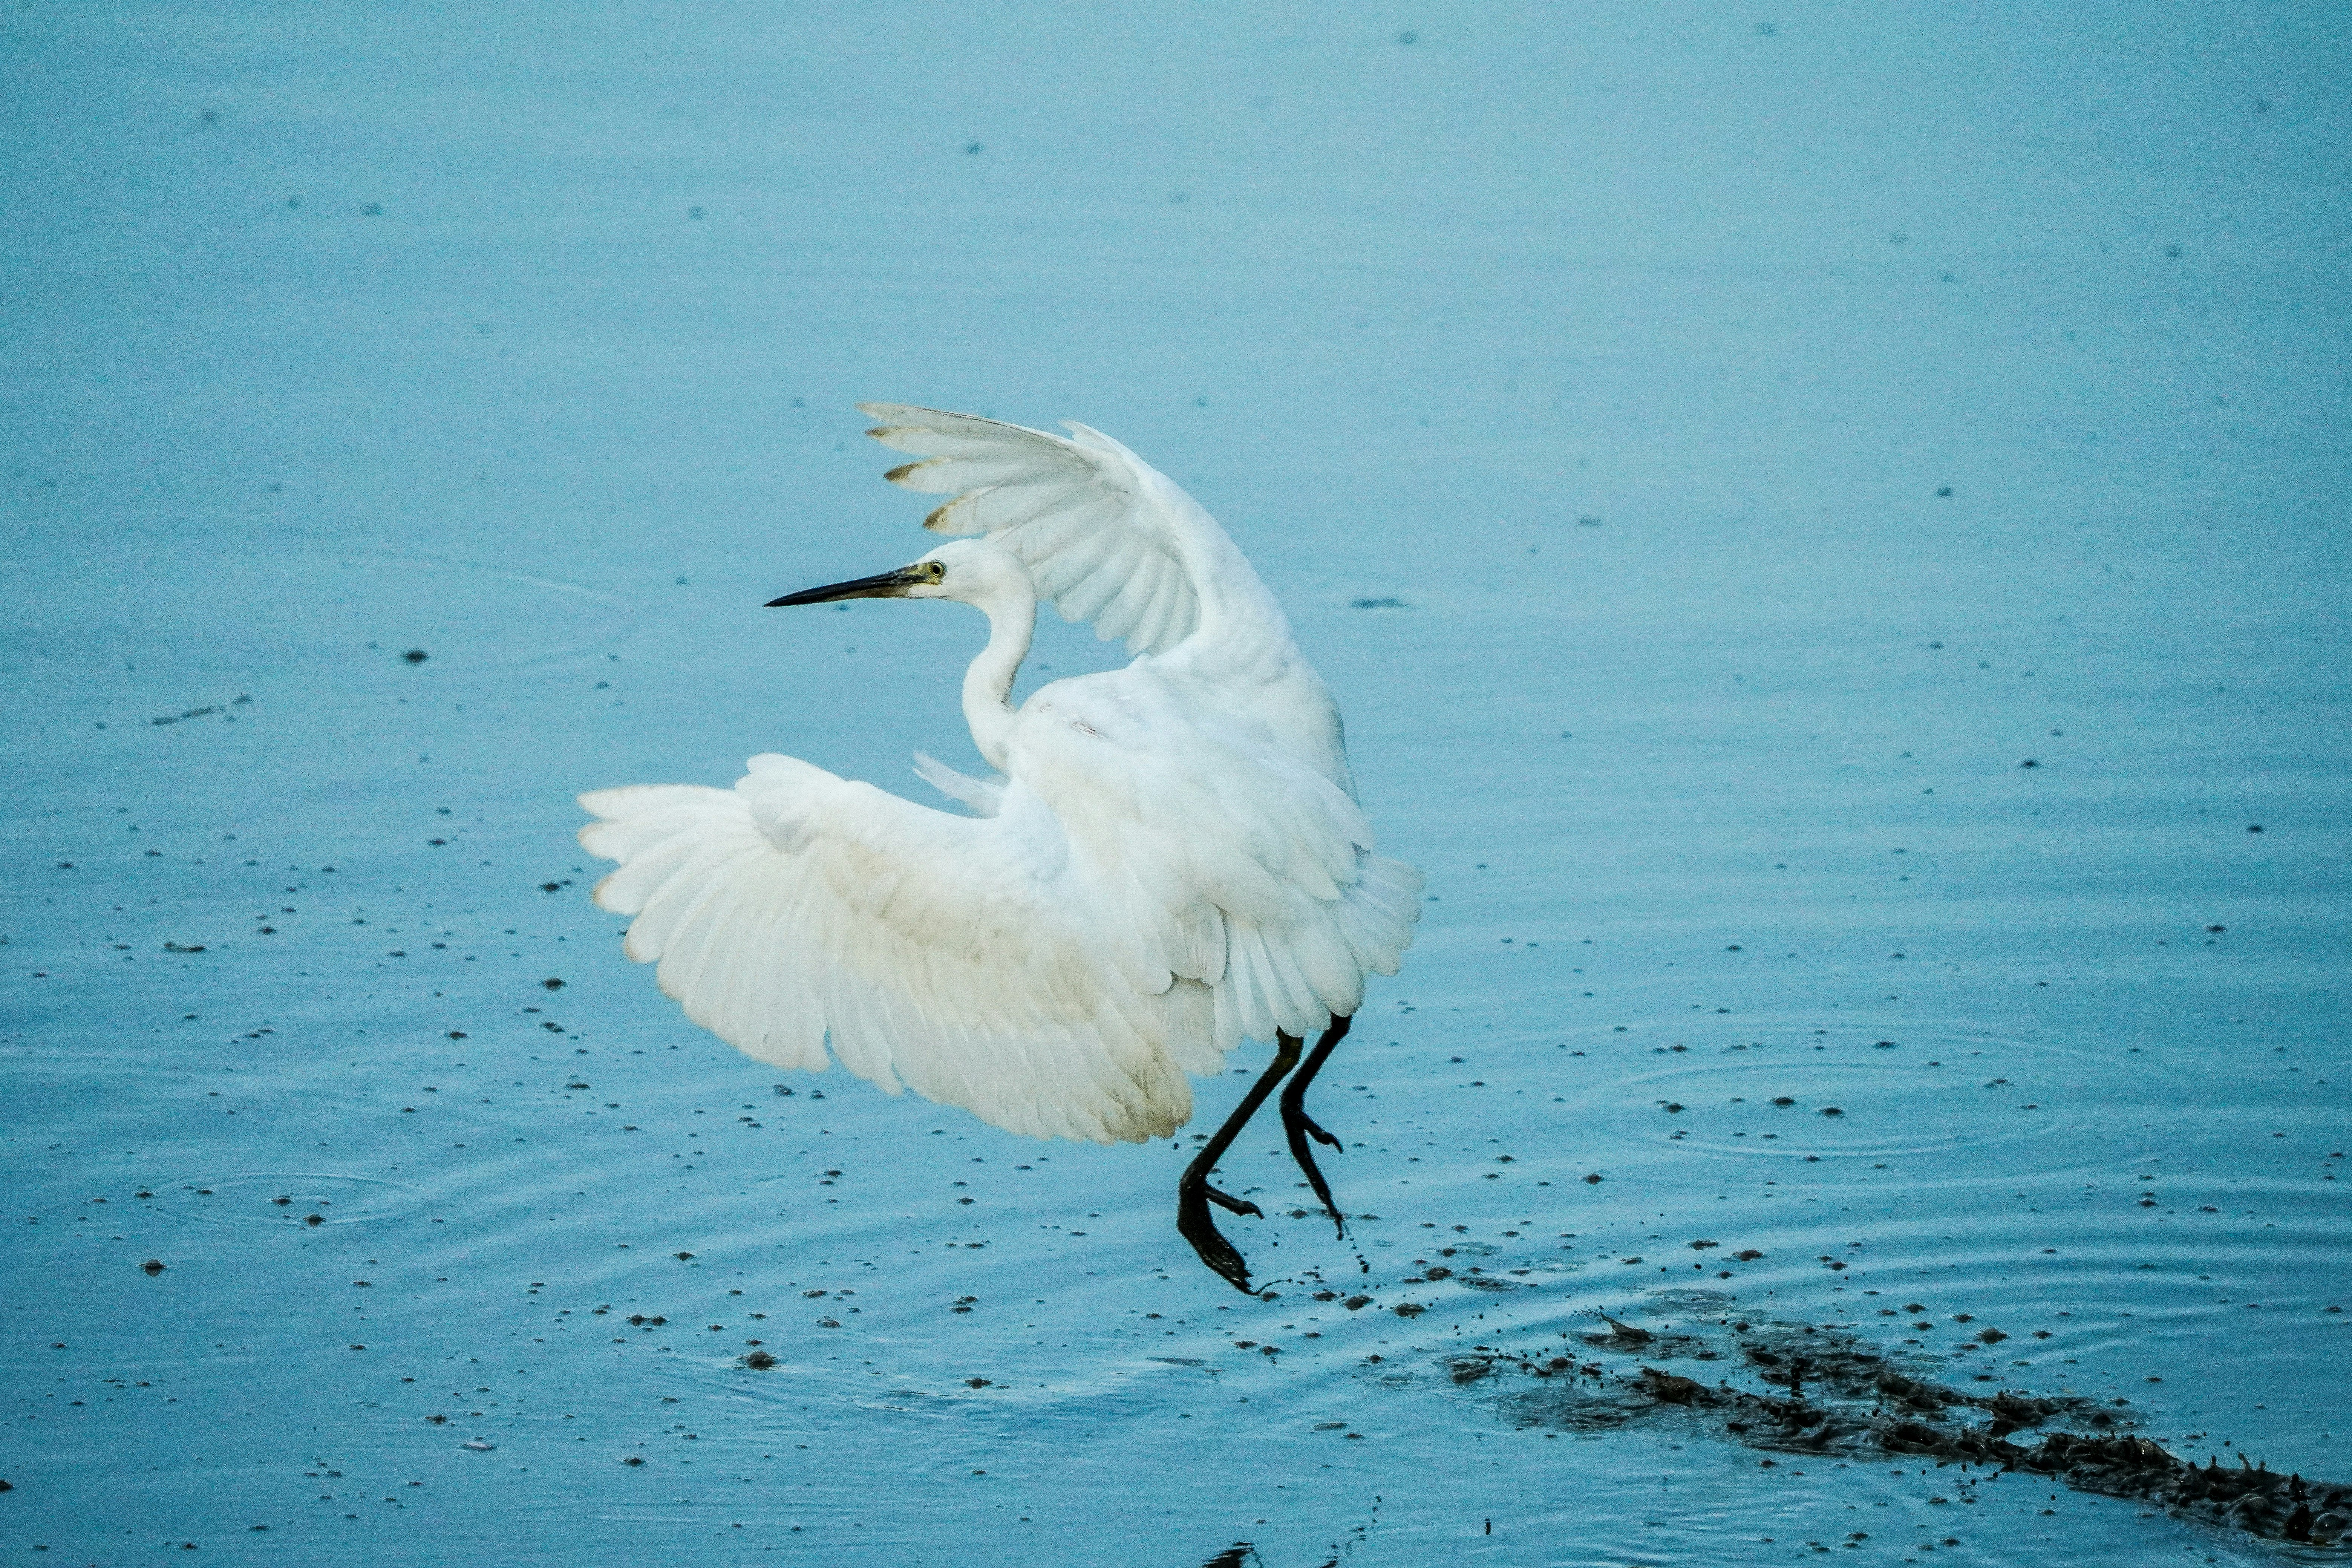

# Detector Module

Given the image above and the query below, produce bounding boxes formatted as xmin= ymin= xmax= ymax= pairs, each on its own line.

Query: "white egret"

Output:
xmin=578 ymin=404 xmax=1422 ymax=1289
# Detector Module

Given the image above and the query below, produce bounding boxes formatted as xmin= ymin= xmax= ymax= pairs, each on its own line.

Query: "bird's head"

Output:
xmin=765 ymin=537 xmax=1030 ymax=609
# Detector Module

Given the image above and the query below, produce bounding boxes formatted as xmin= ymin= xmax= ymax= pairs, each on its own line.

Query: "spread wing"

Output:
xmin=579 ymin=712 xmax=1421 ymax=1143
xmin=581 ymin=761 xmax=1204 ymax=1144
xmin=860 ymin=402 xmax=1224 ymax=657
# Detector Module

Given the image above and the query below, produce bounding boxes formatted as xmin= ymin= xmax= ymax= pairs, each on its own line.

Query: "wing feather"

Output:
xmin=1129 ymin=571 xmax=1177 ymax=654
xmin=861 ymin=402 xmax=1236 ymax=657
xmin=885 ymin=456 xmax=1078 ymax=495
xmin=1234 ymin=922 xmax=1280 ymax=1041
xmin=911 ymin=751 xmax=1005 ymax=816
xmin=582 ymin=761 xmax=1210 ymax=1143
xmin=924 ymin=482 xmax=1099 ymax=536
xmin=1057 ymin=534 xmax=1145 ymax=628
xmin=1029 ymin=518 xmax=1127 ymax=605
xmin=622 ymin=838 xmax=733 ymax=961
xmin=722 ymin=891 xmax=786 ymax=1053
xmin=1093 ymin=548 xmax=1167 ymax=645
xmin=731 ymin=898 xmax=784 ymax=1058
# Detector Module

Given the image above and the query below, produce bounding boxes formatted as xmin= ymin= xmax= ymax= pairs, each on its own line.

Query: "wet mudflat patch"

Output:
xmin=1443 ymin=1309 xmax=2351 ymax=1550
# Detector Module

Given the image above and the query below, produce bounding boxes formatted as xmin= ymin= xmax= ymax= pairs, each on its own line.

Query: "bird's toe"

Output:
xmin=1295 ymin=1112 xmax=1342 ymax=1150
xmin=1177 ymin=1191 xmax=1256 ymax=1292
xmin=1205 ymin=1185 xmax=1263 ymax=1219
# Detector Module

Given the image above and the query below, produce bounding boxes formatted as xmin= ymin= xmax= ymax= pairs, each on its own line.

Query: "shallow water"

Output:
xmin=5 ymin=5 xmax=2349 ymax=1564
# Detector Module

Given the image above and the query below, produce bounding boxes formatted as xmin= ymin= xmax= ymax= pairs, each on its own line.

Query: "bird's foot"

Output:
xmin=1176 ymin=1181 xmax=1257 ymax=1293
xmin=1280 ymin=1103 xmax=1347 ymax=1237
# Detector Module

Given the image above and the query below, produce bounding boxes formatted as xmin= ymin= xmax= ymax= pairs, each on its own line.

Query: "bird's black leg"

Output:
xmin=1177 ymin=1031 xmax=1303 ymax=1293
xmin=1279 ymin=1014 xmax=1353 ymax=1234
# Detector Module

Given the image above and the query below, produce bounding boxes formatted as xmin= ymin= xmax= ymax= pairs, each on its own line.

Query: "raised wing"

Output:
xmin=860 ymin=402 xmax=1252 ymax=658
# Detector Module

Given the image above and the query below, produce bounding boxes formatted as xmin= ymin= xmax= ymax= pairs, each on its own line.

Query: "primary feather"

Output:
xmin=862 ymin=403 xmax=1213 ymax=657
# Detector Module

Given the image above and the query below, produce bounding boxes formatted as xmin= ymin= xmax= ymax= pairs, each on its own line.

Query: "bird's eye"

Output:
xmin=927 ymin=562 xmax=946 ymax=579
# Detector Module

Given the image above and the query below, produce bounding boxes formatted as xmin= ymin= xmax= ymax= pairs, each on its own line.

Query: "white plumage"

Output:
xmin=579 ymin=404 xmax=1421 ymax=1172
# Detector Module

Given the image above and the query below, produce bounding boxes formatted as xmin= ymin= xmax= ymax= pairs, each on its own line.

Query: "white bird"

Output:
xmin=577 ymin=404 xmax=1422 ymax=1289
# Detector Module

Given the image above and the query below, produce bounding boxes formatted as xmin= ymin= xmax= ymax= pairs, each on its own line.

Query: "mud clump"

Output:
xmin=1464 ymin=1318 xmax=2349 ymax=1549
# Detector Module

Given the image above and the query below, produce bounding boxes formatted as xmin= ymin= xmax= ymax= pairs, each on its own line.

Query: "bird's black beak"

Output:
xmin=765 ymin=567 xmax=922 ymax=608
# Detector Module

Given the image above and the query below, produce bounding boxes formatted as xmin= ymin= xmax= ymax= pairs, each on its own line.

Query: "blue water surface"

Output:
xmin=5 ymin=5 xmax=2348 ymax=1565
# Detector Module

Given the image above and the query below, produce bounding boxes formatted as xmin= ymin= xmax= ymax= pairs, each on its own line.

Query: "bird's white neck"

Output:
xmin=961 ymin=581 xmax=1036 ymax=772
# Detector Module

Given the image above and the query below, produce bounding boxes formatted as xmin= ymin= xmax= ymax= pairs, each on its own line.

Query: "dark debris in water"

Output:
xmin=1452 ymin=1319 xmax=2350 ymax=1549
